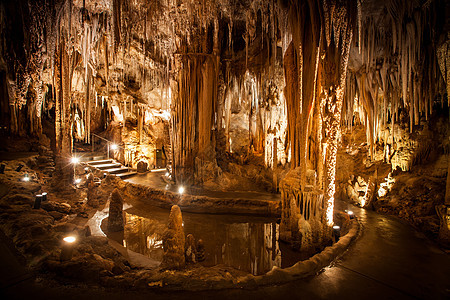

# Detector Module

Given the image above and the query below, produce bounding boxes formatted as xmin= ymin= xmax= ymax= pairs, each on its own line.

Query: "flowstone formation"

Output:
xmin=161 ymin=205 xmax=185 ymax=270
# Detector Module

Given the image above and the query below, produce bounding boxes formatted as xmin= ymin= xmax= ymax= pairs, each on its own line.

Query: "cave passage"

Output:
xmin=0 ymin=0 xmax=449 ymax=298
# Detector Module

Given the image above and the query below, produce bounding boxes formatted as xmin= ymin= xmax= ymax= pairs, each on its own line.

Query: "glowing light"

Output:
xmin=165 ymin=172 xmax=169 ymax=177
xmin=22 ymin=174 xmax=30 ymax=182
xmin=332 ymin=225 xmax=340 ymax=230
xmin=71 ymin=157 xmax=79 ymax=164
xmin=74 ymin=178 xmax=81 ymax=184
xmin=63 ymin=236 xmax=76 ymax=243
xmin=111 ymin=105 xmax=123 ymax=122
xmin=111 ymin=144 xmax=118 ymax=150
xmin=347 ymin=211 xmax=354 ymax=216
xmin=178 ymin=186 xmax=185 ymax=194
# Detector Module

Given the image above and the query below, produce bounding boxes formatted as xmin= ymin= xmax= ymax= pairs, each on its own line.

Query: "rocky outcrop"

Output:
xmin=107 ymin=189 xmax=124 ymax=232
xmin=136 ymin=161 xmax=148 ymax=173
xmin=185 ymin=234 xmax=196 ymax=263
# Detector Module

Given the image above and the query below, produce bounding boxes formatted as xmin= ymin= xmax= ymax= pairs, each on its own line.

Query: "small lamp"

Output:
xmin=178 ymin=186 xmax=185 ymax=194
xmin=332 ymin=225 xmax=341 ymax=242
xmin=347 ymin=210 xmax=355 ymax=219
xmin=33 ymin=194 xmax=43 ymax=209
xmin=60 ymin=236 xmax=77 ymax=261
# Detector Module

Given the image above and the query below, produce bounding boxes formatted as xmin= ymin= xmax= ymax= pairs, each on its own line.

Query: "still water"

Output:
xmin=104 ymin=205 xmax=304 ymax=275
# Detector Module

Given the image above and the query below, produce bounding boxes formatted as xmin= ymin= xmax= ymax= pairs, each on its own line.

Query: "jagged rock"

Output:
xmin=161 ymin=205 xmax=185 ymax=269
xmin=41 ymin=201 xmax=71 ymax=214
xmin=136 ymin=161 xmax=148 ymax=173
xmin=48 ymin=211 xmax=65 ymax=220
xmin=185 ymin=234 xmax=196 ymax=263
xmin=108 ymin=188 xmax=124 ymax=232
xmin=87 ymin=180 xmax=98 ymax=207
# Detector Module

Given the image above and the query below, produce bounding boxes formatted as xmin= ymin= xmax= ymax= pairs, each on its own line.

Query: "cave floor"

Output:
xmin=1 ymin=198 xmax=449 ymax=299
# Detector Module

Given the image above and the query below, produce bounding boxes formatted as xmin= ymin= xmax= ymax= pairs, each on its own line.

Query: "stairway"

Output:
xmin=79 ymin=154 xmax=137 ymax=178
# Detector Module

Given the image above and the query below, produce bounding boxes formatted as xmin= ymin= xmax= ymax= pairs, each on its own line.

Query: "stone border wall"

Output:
xmin=113 ymin=178 xmax=282 ymax=217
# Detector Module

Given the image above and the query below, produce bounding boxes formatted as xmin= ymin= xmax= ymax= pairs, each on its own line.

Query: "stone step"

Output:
xmin=86 ymin=159 xmax=114 ymax=165
xmin=116 ymin=171 xmax=138 ymax=178
xmin=93 ymin=163 xmax=122 ymax=170
xmin=104 ymin=167 xmax=129 ymax=174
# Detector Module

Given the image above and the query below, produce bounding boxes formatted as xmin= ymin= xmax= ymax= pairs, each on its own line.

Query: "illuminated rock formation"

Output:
xmin=161 ymin=205 xmax=185 ymax=269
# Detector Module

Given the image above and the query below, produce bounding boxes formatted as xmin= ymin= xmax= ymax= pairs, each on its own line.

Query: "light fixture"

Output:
xmin=33 ymin=194 xmax=43 ymax=209
xmin=71 ymin=157 xmax=79 ymax=164
xmin=165 ymin=172 xmax=169 ymax=177
xmin=347 ymin=210 xmax=354 ymax=219
xmin=178 ymin=186 xmax=185 ymax=194
xmin=111 ymin=143 xmax=118 ymax=150
xmin=60 ymin=235 xmax=77 ymax=261
xmin=22 ymin=174 xmax=30 ymax=182
xmin=41 ymin=192 xmax=47 ymax=201
xmin=332 ymin=225 xmax=341 ymax=242
xmin=63 ymin=236 xmax=76 ymax=243
xmin=74 ymin=178 xmax=82 ymax=184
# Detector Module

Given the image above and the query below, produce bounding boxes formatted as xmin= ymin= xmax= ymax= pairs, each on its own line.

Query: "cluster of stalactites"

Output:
xmin=342 ymin=0 xmax=447 ymax=159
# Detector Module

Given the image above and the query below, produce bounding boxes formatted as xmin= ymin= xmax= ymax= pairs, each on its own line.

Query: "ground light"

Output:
xmin=22 ymin=173 xmax=30 ymax=182
xmin=74 ymin=178 xmax=82 ymax=185
xmin=33 ymin=194 xmax=43 ymax=209
xmin=178 ymin=186 xmax=185 ymax=194
xmin=71 ymin=157 xmax=79 ymax=164
xmin=111 ymin=143 xmax=118 ymax=150
xmin=60 ymin=236 xmax=77 ymax=261
xmin=41 ymin=192 xmax=47 ymax=201
xmin=348 ymin=210 xmax=354 ymax=219
xmin=333 ymin=225 xmax=341 ymax=242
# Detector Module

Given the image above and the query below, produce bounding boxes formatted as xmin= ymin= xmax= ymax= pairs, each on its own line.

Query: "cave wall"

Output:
xmin=0 ymin=0 xmax=448 ymax=245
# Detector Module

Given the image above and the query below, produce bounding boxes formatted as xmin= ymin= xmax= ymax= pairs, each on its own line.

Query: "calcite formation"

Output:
xmin=161 ymin=205 xmax=185 ymax=269
xmin=108 ymin=188 xmax=124 ymax=232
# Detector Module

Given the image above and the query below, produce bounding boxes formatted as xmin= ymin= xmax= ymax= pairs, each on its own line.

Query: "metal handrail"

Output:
xmin=91 ymin=132 xmax=111 ymax=143
xmin=91 ymin=133 xmax=121 ymax=159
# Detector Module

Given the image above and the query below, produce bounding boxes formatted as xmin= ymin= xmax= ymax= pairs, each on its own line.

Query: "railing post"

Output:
xmin=92 ymin=134 xmax=94 ymax=153
xmin=107 ymin=142 xmax=110 ymax=159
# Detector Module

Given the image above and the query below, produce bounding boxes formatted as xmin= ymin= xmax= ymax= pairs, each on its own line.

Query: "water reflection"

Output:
xmin=123 ymin=213 xmax=165 ymax=262
xmin=113 ymin=208 xmax=301 ymax=275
